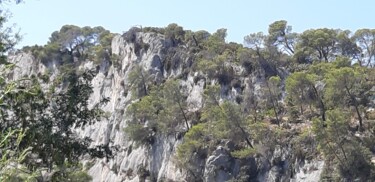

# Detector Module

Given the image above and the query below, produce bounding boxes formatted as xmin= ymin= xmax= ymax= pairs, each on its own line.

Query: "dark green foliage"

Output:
xmin=267 ymin=20 xmax=296 ymax=55
xmin=313 ymin=110 xmax=375 ymax=181
xmin=353 ymin=29 xmax=375 ymax=67
xmin=123 ymin=27 xmax=142 ymax=43
xmin=197 ymin=52 xmax=236 ymax=85
xmin=124 ymin=123 xmax=155 ymax=146
xmin=128 ymin=65 xmax=151 ymax=98
xmin=176 ymin=123 xmax=209 ymax=180
xmin=0 ymin=3 xmax=21 ymax=64
xmin=142 ymin=26 xmax=165 ymax=35
xmin=12 ymin=20 xmax=374 ymax=181
xmin=50 ymin=163 xmax=93 ymax=182
xmin=164 ymin=23 xmax=185 ymax=46
xmin=23 ymin=25 xmax=114 ymax=65
xmin=297 ymin=28 xmax=339 ymax=62
xmin=125 ymin=94 xmax=159 ymax=146
xmin=125 ymin=79 xmax=191 ymax=146
xmin=0 ymin=69 xmax=110 ymax=179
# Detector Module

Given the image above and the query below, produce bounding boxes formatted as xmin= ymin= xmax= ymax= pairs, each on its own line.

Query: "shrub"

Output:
xmin=230 ymin=148 xmax=257 ymax=159
xmin=177 ymin=123 xmax=208 ymax=165
xmin=123 ymin=27 xmax=141 ymax=43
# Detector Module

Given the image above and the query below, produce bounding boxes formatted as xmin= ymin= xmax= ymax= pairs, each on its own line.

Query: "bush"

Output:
xmin=124 ymin=123 xmax=155 ymax=146
xmin=123 ymin=27 xmax=141 ymax=43
xmin=143 ymin=27 xmax=165 ymax=34
xmin=230 ymin=148 xmax=257 ymax=159
xmin=177 ymin=123 xmax=208 ymax=165
xmin=164 ymin=23 xmax=185 ymax=46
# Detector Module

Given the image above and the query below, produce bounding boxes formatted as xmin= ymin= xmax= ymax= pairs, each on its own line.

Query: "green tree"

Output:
xmin=297 ymin=28 xmax=338 ymax=62
xmin=285 ymin=72 xmax=316 ymax=117
xmin=165 ymin=23 xmax=185 ymax=46
xmin=0 ymin=129 xmax=39 ymax=181
xmin=353 ymin=29 xmax=375 ymax=67
xmin=128 ymin=65 xmax=151 ymax=98
xmin=48 ymin=25 xmax=111 ymax=60
xmin=244 ymin=32 xmax=280 ymax=77
xmin=244 ymin=32 xmax=266 ymax=55
xmin=202 ymin=85 xmax=253 ymax=148
xmin=159 ymin=79 xmax=190 ymax=131
xmin=268 ymin=20 xmax=297 ymax=55
xmin=325 ymin=66 xmax=367 ymax=129
xmin=197 ymin=52 xmax=235 ymax=85
xmin=176 ymin=123 xmax=207 ymax=181
xmin=0 ymin=70 xmax=109 ymax=180
xmin=0 ymin=1 xmax=21 ymax=64
xmin=264 ymin=76 xmax=282 ymax=125
xmin=190 ymin=30 xmax=210 ymax=47
xmin=201 ymin=28 xmax=228 ymax=54
xmin=125 ymin=93 xmax=160 ymax=146
xmin=125 ymin=79 xmax=191 ymax=145
xmin=313 ymin=110 xmax=375 ymax=181
xmin=336 ymin=30 xmax=360 ymax=60
xmin=212 ymin=28 xmax=227 ymax=42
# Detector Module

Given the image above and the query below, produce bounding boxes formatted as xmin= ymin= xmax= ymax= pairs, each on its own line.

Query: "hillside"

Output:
xmin=1 ymin=23 xmax=375 ymax=182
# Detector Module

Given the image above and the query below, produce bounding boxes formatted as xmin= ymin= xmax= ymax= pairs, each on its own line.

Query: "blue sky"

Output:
xmin=5 ymin=0 xmax=375 ymax=48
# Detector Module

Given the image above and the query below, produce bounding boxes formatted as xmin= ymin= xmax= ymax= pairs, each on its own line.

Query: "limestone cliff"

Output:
xmin=7 ymin=31 xmax=324 ymax=182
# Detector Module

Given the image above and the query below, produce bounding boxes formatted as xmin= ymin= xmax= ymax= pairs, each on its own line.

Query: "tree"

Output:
xmin=191 ymin=30 xmax=210 ymax=47
xmin=165 ymin=23 xmax=185 ymax=46
xmin=125 ymin=93 xmax=160 ymax=146
xmin=336 ymin=30 xmax=360 ymax=61
xmin=0 ymin=1 xmax=21 ymax=64
xmin=212 ymin=28 xmax=227 ymax=42
xmin=90 ymin=28 xmax=114 ymax=63
xmin=48 ymin=25 xmax=111 ymax=60
xmin=176 ymin=123 xmax=208 ymax=181
xmin=202 ymin=85 xmax=253 ymax=148
xmin=313 ymin=110 xmax=375 ymax=181
xmin=325 ymin=66 xmax=367 ymax=129
xmin=125 ymin=79 xmax=191 ymax=145
xmin=297 ymin=28 xmax=338 ymax=62
xmin=268 ymin=20 xmax=297 ymax=55
xmin=264 ymin=76 xmax=282 ymax=125
xmin=203 ymin=28 xmax=228 ymax=54
xmin=0 ymin=69 xmax=109 ymax=180
xmin=159 ymin=79 xmax=190 ymax=131
xmin=197 ymin=52 xmax=235 ymax=85
xmin=244 ymin=32 xmax=266 ymax=55
xmin=244 ymin=32 xmax=279 ymax=77
xmin=128 ymin=65 xmax=151 ymax=98
xmin=0 ymin=129 xmax=41 ymax=181
xmin=286 ymin=72 xmax=315 ymax=117
xmin=353 ymin=29 xmax=375 ymax=67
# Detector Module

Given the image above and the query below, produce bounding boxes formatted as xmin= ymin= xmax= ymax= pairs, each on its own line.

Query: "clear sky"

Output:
xmin=5 ymin=0 xmax=375 ymax=48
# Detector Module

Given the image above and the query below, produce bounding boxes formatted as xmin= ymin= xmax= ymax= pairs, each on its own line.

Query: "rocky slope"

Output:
xmin=7 ymin=32 xmax=325 ymax=182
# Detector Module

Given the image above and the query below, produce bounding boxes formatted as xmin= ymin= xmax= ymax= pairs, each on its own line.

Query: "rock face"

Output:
xmin=204 ymin=146 xmax=240 ymax=182
xmin=7 ymin=32 xmax=325 ymax=182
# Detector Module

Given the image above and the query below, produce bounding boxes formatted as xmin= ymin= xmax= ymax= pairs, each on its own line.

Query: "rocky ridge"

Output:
xmin=7 ymin=32 xmax=324 ymax=182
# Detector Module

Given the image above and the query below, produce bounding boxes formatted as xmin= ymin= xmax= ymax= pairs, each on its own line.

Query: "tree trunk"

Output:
xmin=284 ymin=37 xmax=294 ymax=54
xmin=140 ymin=72 xmax=148 ymax=96
xmin=300 ymin=89 xmax=304 ymax=115
xmin=219 ymin=103 xmax=254 ymax=149
xmin=311 ymin=85 xmax=326 ymax=122
xmin=344 ymin=85 xmax=363 ymax=130
xmin=266 ymin=82 xmax=280 ymax=126
xmin=177 ymin=100 xmax=190 ymax=131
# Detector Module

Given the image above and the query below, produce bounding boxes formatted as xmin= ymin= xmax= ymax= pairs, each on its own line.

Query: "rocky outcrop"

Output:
xmin=204 ymin=146 xmax=240 ymax=182
xmin=7 ymin=31 xmax=325 ymax=182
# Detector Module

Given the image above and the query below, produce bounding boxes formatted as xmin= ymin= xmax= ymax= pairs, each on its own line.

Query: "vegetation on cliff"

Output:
xmin=123 ymin=22 xmax=375 ymax=181
xmin=0 ymin=1 xmax=374 ymax=181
